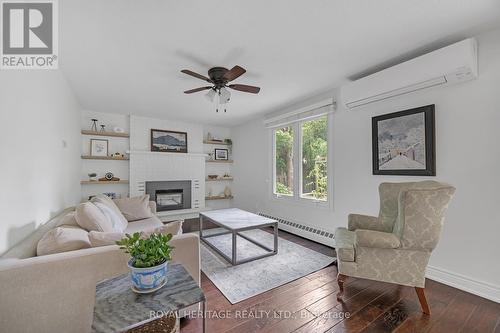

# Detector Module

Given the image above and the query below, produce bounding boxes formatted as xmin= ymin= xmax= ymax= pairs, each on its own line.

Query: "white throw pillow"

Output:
xmin=37 ymin=226 xmax=91 ymax=256
xmin=91 ymin=195 xmax=128 ymax=228
xmin=93 ymin=202 xmax=128 ymax=232
xmin=55 ymin=211 xmax=79 ymax=227
xmin=75 ymin=202 xmax=114 ymax=232
xmin=145 ymin=220 xmax=183 ymax=237
xmin=113 ymin=195 xmax=153 ymax=222
xmin=88 ymin=231 xmax=124 ymax=247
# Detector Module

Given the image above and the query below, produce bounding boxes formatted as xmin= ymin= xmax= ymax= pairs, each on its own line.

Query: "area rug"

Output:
xmin=199 ymin=228 xmax=335 ymax=304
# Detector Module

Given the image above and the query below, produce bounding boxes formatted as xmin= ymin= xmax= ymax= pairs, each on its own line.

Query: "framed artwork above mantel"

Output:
xmin=150 ymin=129 xmax=188 ymax=153
xmin=372 ymin=105 xmax=436 ymax=176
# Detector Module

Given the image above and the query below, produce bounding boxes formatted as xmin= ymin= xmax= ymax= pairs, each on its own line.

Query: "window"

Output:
xmin=272 ymin=115 xmax=329 ymax=203
xmin=274 ymin=126 xmax=294 ymax=196
xmin=300 ymin=116 xmax=327 ymax=201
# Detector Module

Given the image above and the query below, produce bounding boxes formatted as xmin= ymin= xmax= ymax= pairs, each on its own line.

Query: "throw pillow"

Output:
xmin=93 ymin=202 xmax=128 ymax=232
xmin=37 ymin=226 xmax=91 ymax=256
xmin=113 ymin=195 xmax=153 ymax=222
xmin=144 ymin=220 xmax=183 ymax=237
xmin=88 ymin=231 xmax=124 ymax=247
xmin=55 ymin=211 xmax=79 ymax=227
xmin=75 ymin=202 xmax=114 ymax=232
xmin=91 ymin=195 xmax=128 ymax=228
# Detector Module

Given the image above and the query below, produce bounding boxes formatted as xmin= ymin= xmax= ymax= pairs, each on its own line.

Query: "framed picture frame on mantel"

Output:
xmin=372 ymin=105 xmax=436 ymax=176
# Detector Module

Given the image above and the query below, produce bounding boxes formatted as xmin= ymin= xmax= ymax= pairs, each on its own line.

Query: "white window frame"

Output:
xmin=271 ymin=114 xmax=331 ymax=209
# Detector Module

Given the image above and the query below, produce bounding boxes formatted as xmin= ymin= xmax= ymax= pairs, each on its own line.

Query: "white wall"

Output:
xmin=0 ymin=71 xmax=81 ymax=254
xmin=232 ymin=28 xmax=500 ymax=300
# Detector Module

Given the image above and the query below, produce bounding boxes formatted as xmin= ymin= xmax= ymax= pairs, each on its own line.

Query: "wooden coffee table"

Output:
xmin=199 ymin=208 xmax=278 ymax=265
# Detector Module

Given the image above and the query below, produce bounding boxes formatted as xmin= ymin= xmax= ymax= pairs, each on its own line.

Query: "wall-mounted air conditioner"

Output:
xmin=341 ymin=38 xmax=477 ymax=109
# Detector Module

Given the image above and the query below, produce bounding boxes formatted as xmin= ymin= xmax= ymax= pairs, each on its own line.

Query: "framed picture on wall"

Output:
xmin=214 ymin=148 xmax=229 ymax=160
xmin=372 ymin=105 xmax=435 ymax=176
xmin=90 ymin=139 xmax=109 ymax=157
xmin=151 ymin=129 xmax=188 ymax=153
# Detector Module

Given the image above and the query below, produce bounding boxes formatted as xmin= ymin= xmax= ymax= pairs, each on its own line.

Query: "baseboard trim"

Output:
xmin=426 ymin=265 xmax=500 ymax=303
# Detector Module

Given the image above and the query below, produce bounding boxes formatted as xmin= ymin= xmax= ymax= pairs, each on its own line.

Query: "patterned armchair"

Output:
xmin=335 ymin=181 xmax=456 ymax=314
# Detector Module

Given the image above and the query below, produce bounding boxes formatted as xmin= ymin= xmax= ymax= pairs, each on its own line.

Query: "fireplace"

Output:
xmin=146 ymin=180 xmax=191 ymax=212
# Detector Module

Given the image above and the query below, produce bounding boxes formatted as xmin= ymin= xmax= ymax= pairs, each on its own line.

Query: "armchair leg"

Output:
xmin=415 ymin=287 xmax=431 ymax=315
xmin=336 ymin=274 xmax=347 ymax=301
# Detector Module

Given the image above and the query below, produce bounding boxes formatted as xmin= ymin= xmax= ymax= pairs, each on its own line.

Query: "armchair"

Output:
xmin=335 ymin=181 xmax=456 ymax=314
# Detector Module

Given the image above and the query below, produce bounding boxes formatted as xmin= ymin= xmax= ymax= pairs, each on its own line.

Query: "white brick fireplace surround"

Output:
xmin=129 ymin=150 xmax=206 ymax=220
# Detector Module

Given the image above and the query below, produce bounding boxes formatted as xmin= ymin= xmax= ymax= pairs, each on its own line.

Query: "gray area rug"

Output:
xmin=199 ymin=229 xmax=335 ymax=304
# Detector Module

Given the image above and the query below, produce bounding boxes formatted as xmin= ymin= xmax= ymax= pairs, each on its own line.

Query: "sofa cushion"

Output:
xmin=75 ymin=202 xmax=114 ymax=232
xmin=113 ymin=195 xmax=153 ymax=222
xmin=89 ymin=220 xmax=183 ymax=247
xmin=124 ymin=216 xmax=163 ymax=234
xmin=37 ymin=226 xmax=91 ymax=256
xmin=335 ymin=227 xmax=356 ymax=262
xmin=88 ymin=231 xmax=124 ymax=247
xmin=91 ymin=195 xmax=128 ymax=229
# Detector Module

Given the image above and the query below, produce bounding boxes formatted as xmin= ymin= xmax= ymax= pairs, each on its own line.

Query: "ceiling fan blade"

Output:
xmin=223 ymin=65 xmax=246 ymax=81
xmin=181 ymin=69 xmax=212 ymax=83
xmin=184 ymin=86 xmax=213 ymax=94
xmin=228 ymin=84 xmax=260 ymax=94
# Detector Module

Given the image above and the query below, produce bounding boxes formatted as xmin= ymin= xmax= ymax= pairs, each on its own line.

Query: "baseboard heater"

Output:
xmin=258 ymin=212 xmax=335 ymax=244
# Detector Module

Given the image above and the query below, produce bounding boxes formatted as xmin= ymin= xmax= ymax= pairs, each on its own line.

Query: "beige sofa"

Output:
xmin=0 ymin=201 xmax=200 ymax=333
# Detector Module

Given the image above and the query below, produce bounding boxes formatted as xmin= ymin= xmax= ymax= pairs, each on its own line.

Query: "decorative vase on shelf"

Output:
xmin=224 ymin=186 xmax=232 ymax=197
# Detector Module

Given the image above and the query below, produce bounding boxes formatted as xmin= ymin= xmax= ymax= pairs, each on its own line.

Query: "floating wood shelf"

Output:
xmin=205 ymin=177 xmax=233 ymax=181
xmin=206 ymin=160 xmax=233 ymax=164
xmin=81 ymin=130 xmax=130 ymax=138
xmin=80 ymin=180 xmax=129 ymax=185
xmin=203 ymin=140 xmax=231 ymax=145
xmin=205 ymin=195 xmax=234 ymax=201
xmin=81 ymin=155 xmax=129 ymax=160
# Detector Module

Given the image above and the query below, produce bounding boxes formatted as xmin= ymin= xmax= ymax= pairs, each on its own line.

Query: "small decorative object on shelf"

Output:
xmin=88 ymin=173 xmax=97 ymax=181
xmin=207 ymin=152 xmax=214 ymax=160
xmin=112 ymin=152 xmax=125 ymax=158
xmin=90 ymin=119 xmax=98 ymax=131
xmin=208 ymin=174 xmax=218 ymax=180
xmin=113 ymin=127 xmax=125 ymax=133
xmin=223 ymin=172 xmax=231 ymax=178
xmin=206 ymin=132 xmax=213 ymax=141
xmin=224 ymin=186 xmax=232 ymax=197
xmin=90 ymin=139 xmax=109 ymax=157
xmin=98 ymin=172 xmax=121 ymax=182
xmin=116 ymin=232 xmax=174 ymax=293
xmin=100 ymin=124 xmax=106 ymax=132
xmin=224 ymin=138 xmax=232 ymax=145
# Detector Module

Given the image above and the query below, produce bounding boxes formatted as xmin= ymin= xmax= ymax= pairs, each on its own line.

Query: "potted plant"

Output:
xmin=116 ymin=232 xmax=174 ymax=293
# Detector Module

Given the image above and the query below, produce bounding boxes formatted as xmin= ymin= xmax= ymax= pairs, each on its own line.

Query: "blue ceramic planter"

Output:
xmin=128 ymin=259 xmax=168 ymax=291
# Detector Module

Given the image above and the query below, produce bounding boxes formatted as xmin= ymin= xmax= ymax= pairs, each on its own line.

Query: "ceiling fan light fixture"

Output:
xmin=205 ymin=88 xmax=216 ymax=102
xmin=219 ymin=87 xmax=231 ymax=104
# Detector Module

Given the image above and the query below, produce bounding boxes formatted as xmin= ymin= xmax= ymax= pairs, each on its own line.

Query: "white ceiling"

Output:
xmin=60 ymin=0 xmax=500 ymax=126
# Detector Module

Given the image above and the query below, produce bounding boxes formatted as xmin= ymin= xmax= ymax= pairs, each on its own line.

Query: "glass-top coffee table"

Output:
xmin=92 ymin=263 xmax=205 ymax=333
xmin=199 ymin=208 xmax=278 ymax=265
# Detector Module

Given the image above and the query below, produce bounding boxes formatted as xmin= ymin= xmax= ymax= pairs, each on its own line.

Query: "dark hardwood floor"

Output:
xmin=180 ymin=225 xmax=500 ymax=333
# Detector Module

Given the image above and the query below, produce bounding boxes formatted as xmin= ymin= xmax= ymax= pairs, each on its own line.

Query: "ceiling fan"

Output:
xmin=181 ymin=65 xmax=260 ymax=112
